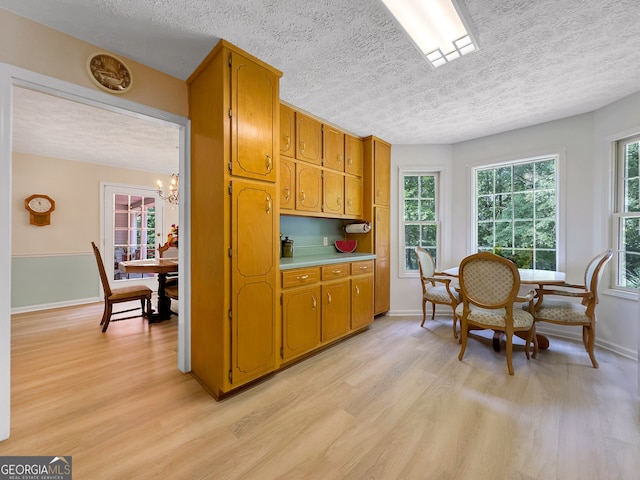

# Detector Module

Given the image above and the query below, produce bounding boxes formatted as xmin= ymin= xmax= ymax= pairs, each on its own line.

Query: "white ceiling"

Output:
xmin=4 ymin=0 xmax=640 ymax=169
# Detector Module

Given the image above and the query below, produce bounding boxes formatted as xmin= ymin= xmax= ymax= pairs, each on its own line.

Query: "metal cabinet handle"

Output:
xmin=300 ymin=190 xmax=306 ymax=203
xmin=359 ymin=265 xmax=368 ymax=270
xmin=285 ymin=135 xmax=290 ymax=149
xmin=284 ymin=187 xmax=290 ymax=200
xmin=296 ymin=274 xmax=309 ymax=281
xmin=332 ymin=269 xmax=342 ymax=274
xmin=355 ymin=285 xmax=360 ymax=296
xmin=266 ymin=154 xmax=272 ymax=172
xmin=301 ymin=141 xmax=305 ymax=152
xmin=327 ymin=292 xmax=332 ymax=304
xmin=312 ymin=294 xmax=317 ymax=310
xmin=337 ymin=197 xmax=342 ymax=207
xmin=348 ymin=157 xmax=353 ymax=167
xmin=266 ymin=196 xmax=271 ymax=214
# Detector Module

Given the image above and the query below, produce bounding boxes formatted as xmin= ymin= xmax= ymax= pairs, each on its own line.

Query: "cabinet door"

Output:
xmin=351 ymin=275 xmax=374 ymax=329
xmin=322 ymin=280 xmax=351 ymax=342
xmin=323 ymin=170 xmax=344 ymax=215
xmin=374 ymin=140 xmax=390 ymax=206
xmin=280 ymin=103 xmax=295 ymax=158
xmin=323 ymin=125 xmax=345 ymax=172
xmin=345 ymin=135 xmax=363 ymax=177
xmin=296 ymin=162 xmax=322 ymax=212
xmin=374 ymin=207 xmax=390 ymax=315
xmin=231 ymin=179 xmax=277 ymax=385
xmin=296 ymin=112 xmax=323 ymax=165
xmin=280 ymin=157 xmax=294 ymax=210
xmin=230 ymin=51 xmax=278 ymax=182
xmin=282 ymin=286 xmax=321 ymax=360
xmin=345 ymin=176 xmax=363 ymax=218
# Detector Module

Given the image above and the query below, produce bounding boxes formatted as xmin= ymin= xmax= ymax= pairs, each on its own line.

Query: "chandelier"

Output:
xmin=157 ymin=173 xmax=179 ymax=205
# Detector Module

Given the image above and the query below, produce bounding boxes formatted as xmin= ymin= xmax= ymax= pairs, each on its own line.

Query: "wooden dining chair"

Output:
xmin=456 ymin=252 xmax=536 ymax=375
xmin=532 ymin=249 xmax=612 ymax=368
xmin=158 ymin=242 xmax=179 ymax=301
xmin=415 ymin=246 xmax=460 ymax=337
xmin=91 ymin=242 xmax=152 ymax=332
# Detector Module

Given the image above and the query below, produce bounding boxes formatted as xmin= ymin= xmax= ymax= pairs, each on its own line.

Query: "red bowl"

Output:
xmin=335 ymin=240 xmax=357 ymax=253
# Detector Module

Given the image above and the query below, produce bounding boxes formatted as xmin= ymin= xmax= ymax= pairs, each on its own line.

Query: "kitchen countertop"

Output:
xmin=279 ymin=252 xmax=376 ymax=270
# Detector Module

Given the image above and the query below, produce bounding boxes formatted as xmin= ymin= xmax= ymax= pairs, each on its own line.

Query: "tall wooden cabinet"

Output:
xmin=348 ymin=136 xmax=391 ymax=315
xmin=188 ymin=40 xmax=282 ymax=398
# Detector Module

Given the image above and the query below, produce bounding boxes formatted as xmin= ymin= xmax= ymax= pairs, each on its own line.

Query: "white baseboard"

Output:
xmin=11 ymin=297 xmax=101 ymax=315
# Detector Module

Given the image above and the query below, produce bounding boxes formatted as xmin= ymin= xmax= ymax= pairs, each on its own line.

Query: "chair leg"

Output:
xmin=505 ymin=333 xmax=514 ymax=375
xmin=452 ymin=311 xmax=458 ymax=339
xmin=420 ymin=297 xmax=427 ymax=327
xmin=584 ymin=325 xmax=599 ymax=369
xmin=102 ymin=303 xmax=113 ymax=332
xmin=431 ymin=302 xmax=436 ymax=320
xmin=100 ymin=298 xmax=109 ymax=326
xmin=146 ymin=297 xmax=152 ymax=318
xmin=458 ymin=319 xmax=468 ymax=361
xmin=140 ymin=298 xmax=145 ymax=315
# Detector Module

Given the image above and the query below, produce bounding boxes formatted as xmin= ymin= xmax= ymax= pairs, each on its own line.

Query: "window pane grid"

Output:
xmin=113 ymin=193 xmax=157 ymax=281
xmin=403 ymin=174 xmax=438 ymax=271
xmin=475 ymin=157 xmax=557 ymax=270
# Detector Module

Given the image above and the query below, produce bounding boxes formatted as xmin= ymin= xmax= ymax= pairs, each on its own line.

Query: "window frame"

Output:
xmin=398 ymin=169 xmax=441 ymax=278
xmin=612 ymin=133 xmax=640 ymax=292
xmin=101 ymin=182 xmax=165 ymax=287
xmin=471 ymin=154 xmax=561 ymax=271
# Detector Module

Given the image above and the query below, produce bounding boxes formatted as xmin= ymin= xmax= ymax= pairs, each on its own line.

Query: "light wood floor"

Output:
xmin=1 ymin=303 xmax=638 ymax=479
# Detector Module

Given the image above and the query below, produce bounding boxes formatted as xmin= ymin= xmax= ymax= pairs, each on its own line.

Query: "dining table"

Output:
xmin=442 ymin=267 xmax=566 ymax=351
xmin=118 ymin=258 xmax=179 ymax=322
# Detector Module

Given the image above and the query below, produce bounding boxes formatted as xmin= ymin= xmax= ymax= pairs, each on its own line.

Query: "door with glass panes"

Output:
xmin=103 ymin=184 xmax=165 ymax=289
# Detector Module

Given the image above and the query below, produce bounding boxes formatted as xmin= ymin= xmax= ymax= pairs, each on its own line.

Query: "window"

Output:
xmin=474 ymin=156 xmax=558 ymax=270
xmin=401 ymin=172 xmax=439 ymax=273
xmin=103 ymin=184 xmax=164 ymax=282
xmin=614 ymin=134 xmax=640 ymax=290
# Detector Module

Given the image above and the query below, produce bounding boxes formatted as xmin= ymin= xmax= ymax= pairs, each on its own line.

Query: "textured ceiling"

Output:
xmin=4 ymin=0 xmax=640 ymax=169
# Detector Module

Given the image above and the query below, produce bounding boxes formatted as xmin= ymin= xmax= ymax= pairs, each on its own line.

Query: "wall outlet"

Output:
xmin=323 ymin=236 xmax=328 ymax=246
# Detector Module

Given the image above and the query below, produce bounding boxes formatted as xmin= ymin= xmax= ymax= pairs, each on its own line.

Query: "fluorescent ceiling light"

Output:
xmin=380 ymin=0 xmax=479 ymax=68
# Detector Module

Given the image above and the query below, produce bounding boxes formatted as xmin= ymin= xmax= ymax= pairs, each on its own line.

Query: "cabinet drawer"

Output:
xmin=282 ymin=267 xmax=320 ymax=288
xmin=321 ymin=263 xmax=349 ymax=280
xmin=351 ymin=260 xmax=374 ymax=276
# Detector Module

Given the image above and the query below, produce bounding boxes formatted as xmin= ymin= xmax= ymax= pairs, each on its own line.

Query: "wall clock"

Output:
xmin=25 ymin=194 xmax=55 ymax=226
xmin=86 ymin=52 xmax=133 ymax=94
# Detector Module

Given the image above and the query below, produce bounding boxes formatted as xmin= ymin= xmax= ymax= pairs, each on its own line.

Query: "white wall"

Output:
xmin=390 ymin=101 xmax=640 ymax=359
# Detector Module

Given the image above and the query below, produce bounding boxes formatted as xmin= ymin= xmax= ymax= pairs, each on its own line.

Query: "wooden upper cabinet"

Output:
xmin=345 ymin=135 xmax=364 ymax=177
xmin=323 ymin=125 xmax=345 ymax=172
xmin=323 ymin=170 xmax=344 ymax=215
xmin=345 ymin=176 xmax=363 ymax=218
xmin=230 ymin=51 xmax=279 ymax=182
xmin=374 ymin=140 xmax=391 ymax=207
xmin=280 ymin=103 xmax=295 ymax=158
xmin=280 ymin=157 xmax=294 ymax=210
xmin=296 ymin=112 xmax=322 ymax=165
xmin=296 ymin=162 xmax=322 ymax=213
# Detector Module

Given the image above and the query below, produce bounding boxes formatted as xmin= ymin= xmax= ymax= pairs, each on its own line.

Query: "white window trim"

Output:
xmin=469 ymin=152 xmax=566 ymax=271
xmin=610 ymin=132 xmax=640 ymax=294
xmin=101 ymin=182 xmax=165 ymax=291
xmin=398 ymin=168 xmax=441 ymax=278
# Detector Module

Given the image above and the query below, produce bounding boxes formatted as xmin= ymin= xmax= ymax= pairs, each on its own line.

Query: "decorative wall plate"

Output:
xmin=86 ymin=52 xmax=133 ymax=94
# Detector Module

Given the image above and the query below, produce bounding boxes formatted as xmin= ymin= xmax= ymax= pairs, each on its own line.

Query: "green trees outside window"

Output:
xmin=475 ymin=157 xmax=557 ymax=270
xmin=403 ymin=173 xmax=438 ymax=272
xmin=617 ymin=137 xmax=640 ymax=289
